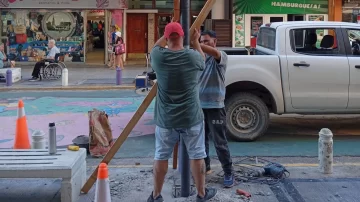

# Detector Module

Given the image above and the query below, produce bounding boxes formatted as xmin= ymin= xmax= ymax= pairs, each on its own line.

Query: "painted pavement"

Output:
xmin=0 ymin=97 xmax=155 ymax=148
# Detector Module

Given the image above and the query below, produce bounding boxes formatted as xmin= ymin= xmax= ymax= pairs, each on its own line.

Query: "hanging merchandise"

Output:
xmin=16 ymin=34 xmax=27 ymax=44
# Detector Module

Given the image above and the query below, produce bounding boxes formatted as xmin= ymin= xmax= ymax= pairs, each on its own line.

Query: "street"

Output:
xmin=1 ymin=89 xmax=360 ymax=202
xmin=1 ymin=90 xmax=360 ymax=157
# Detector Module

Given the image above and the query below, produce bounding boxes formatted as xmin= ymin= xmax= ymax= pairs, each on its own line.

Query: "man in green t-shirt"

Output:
xmin=147 ymin=22 xmax=217 ymax=202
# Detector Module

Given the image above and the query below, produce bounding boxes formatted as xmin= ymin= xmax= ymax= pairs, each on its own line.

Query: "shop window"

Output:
xmin=157 ymin=15 xmax=172 ymax=40
xmin=1 ymin=10 xmax=84 ymax=62
xmin=270 ymin=17 xmax=283 ymax=23
xmin=290 ymin=28 xmax=339 ymax=55
xmin=128 ymin=0 xmax=153 ymax=9
xmin=347 ymin=29 xmax=360 ymax=56
xmin=191 ymin=0 xmax=206 ymax=12
xmin=155 ymin=0 xmax=174 ymax=9
xmin=250 ymin=17 xmax=263 ymax=37
xmin=155 ymin=0 xmax=206 ymax=11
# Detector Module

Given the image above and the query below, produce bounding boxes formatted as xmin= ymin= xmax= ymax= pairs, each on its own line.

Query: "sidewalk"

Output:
xmin=0 ymin=64 xmax=150 ymax=91
xmin=0 ymin=157 xmax=359 ymax=202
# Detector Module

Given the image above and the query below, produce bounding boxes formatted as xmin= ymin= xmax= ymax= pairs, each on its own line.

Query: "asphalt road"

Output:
xmin=1 ymin=90 xmax=360 ymax=157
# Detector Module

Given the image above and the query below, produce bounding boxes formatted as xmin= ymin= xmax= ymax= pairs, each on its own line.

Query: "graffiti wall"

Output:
xmin=0 ymin=97 xmax=155 ymax=148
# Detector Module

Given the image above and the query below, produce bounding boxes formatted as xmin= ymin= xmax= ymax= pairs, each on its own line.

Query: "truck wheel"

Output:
xmin=225 ymin=92 xmax=270 ymax=141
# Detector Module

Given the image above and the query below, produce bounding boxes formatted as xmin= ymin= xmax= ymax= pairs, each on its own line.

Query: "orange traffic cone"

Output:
xmin=13 ymin=99 xmax=31 ymax=149
xmin=95 ymin=163 xmax=111 ymax=202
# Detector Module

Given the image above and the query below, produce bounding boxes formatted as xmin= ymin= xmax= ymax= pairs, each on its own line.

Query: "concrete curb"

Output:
xmin=87 ymin=162 xmax=360 ymax=169
xmin=0 ymin=85 xmax=136 ymax=91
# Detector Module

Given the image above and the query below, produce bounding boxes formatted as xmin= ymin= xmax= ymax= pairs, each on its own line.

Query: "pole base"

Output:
xmin=172 ymin=184 xmax=196 ymax=198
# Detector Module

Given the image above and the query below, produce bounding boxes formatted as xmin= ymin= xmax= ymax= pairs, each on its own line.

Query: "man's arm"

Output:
xmin=190 ymin=28 xmax=205 ymax=60
xmin=191 ymin=39 xmax=205 ymax=60
xmin=200 ymin=44 xmax=221 ymax=61
xmin=154 ymin=35 xmax=167 ymax=48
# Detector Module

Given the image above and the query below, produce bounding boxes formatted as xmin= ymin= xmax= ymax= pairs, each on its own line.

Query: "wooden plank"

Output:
xmin=81 ymin=85 xmax=157 ymax=193
xmin=172 ymin=142 xmax=178 ymax=169
xmin=81 ymin=0 xmax=217 ymax=194
xmin=174 ymin=0 xmax=180 ymax=22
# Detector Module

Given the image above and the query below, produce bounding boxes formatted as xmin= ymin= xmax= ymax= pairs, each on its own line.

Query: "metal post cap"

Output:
xmin=32 ymin=130 xmax=45 ymax=137
xmin=319 ymin=128 xmax=333 ymax=138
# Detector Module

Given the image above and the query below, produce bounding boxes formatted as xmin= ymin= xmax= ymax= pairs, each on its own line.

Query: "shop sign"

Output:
xmin=234 ymin=0 xmax=328 ymax=15
xmin=0 ymin=0 xmax=127 ymax=9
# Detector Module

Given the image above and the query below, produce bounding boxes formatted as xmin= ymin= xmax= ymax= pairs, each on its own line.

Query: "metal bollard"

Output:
xmin=62 ymin=68 xmax=68 ymax=86
xmin=31 ymin=130 xmax=46 ymax=149
xmin=318 ymin=128 xmax=333 ymax=174
xmin=6 ymin=69 xmax=12 ymax=86
xmin=116 ymin=67 xmax=122 ymax=85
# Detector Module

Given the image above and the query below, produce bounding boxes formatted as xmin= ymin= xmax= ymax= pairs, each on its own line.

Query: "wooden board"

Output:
xmin=81 ymin=0 xmax=217 ymax=194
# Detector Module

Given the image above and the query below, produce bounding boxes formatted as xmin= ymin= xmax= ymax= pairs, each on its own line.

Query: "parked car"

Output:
xmin=224 ymin=21 xmax=360 ymax=141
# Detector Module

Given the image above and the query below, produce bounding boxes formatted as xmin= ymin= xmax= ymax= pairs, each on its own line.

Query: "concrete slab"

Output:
xmin=285 ymin=179 xmax=360 ymax=202
xmin=1 ymin=157 xmax=360 ymax=202
xmin=0 ymin=179 xmax=61 ymax=202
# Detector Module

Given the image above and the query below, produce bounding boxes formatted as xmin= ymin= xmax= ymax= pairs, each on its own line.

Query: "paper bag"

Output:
xmin=88 ymin=109 xmax=114 ymax=157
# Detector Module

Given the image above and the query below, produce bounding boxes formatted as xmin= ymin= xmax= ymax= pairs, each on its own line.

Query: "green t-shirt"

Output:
xmin=150 ymin=45 xmax=205 ymax=129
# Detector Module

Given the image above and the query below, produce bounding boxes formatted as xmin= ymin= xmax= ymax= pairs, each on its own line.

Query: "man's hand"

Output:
xmin=191 ymin=28 xmax=201 ymax=43
xmin=191 ymin=28 xmax=205 ymax=60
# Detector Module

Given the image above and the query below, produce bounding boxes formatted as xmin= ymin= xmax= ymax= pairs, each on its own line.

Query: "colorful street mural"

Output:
xmin=0 ymin=97 xmax=155 ymax=148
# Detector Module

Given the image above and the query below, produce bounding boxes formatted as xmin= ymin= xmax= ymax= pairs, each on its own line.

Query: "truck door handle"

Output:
xmin=355 ymin=65 xmax=360 ymax=69
xmin=293 ymin=63 xmax=310 ymax=67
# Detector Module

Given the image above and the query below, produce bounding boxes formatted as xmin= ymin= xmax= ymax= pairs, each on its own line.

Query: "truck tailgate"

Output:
xmin=225 ymin=55 xmax=284 ymax=113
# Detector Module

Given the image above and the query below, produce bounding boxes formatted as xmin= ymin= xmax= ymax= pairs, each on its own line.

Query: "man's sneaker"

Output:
xmin=196 ymin=187 xmax=217 ymax=202
xmin=29 ymin=77 xmax=39 ymax=82
xmin=223 ymin=173 xmax=235 ymax=188
xmin=147 ymin=192 xmax=164 ymax=202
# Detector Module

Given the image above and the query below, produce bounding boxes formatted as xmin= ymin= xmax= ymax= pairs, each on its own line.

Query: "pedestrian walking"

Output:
xmin=147 ymin=21 xmax=217 ymax=202
xmin=199 ymin=30 xmax=234 ymax=188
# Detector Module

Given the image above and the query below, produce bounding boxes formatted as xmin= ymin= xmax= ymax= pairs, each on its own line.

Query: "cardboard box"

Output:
xmin=135 ymin=75 xmax=147 ymax=88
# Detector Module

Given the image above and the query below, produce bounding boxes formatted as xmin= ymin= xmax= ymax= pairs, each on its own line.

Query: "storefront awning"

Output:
xmin=0 ymin=0 xmax=127 ymax=9
xmin=233 ymin=0 xmax=328 ymax=15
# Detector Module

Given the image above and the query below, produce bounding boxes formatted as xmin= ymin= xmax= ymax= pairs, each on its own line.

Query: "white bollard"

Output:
xmin=318 ymin=128 xmax=333 ymax=174
xmin=62 ymin=68 xmax=68 ymax=86
xmin=31 ymin=130 xmax=46 ymax=149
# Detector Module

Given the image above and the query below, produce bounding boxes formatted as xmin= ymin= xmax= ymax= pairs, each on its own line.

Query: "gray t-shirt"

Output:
xmin=150 ymin=46 xmax=205 ymax=129
xmin=198 ymin=51 xmax=228 ymax=108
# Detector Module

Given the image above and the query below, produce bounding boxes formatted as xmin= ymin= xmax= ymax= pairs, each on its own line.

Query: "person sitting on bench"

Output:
xmin=29 ymin=39 xmax=60 ymax=81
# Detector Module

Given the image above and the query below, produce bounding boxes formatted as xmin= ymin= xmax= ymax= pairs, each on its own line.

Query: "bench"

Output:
xmin=0 ymin=148 xmax=86 ymax=202
xmin=0 ymin=68 xmax=21 ymax=83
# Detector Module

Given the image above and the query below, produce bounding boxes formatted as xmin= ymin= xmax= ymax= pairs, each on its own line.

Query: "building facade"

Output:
xmin=0 ymin=0 xmax=126 ymax=64
xmin=341 ymin=0 xmax=360 ymax=23
xmin=123 ymin=0 xmax=210 ymax=64
xmin=232 ymin=0 xmax=329 ymax=47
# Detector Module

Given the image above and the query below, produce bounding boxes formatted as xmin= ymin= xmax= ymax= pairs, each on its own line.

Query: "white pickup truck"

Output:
xmin=224 ymin=21 xmax=360 ymax=141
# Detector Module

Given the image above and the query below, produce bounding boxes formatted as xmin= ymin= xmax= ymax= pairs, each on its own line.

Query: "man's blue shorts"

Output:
xmin=154 ymin=121 xmax=207 ymax=160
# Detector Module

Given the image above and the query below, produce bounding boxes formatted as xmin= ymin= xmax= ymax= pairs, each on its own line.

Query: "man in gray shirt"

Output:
xmin=147 ymin=22 xmax=216 ymax=202
xmin=199 ymin=30 xmax=234 ymax=188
